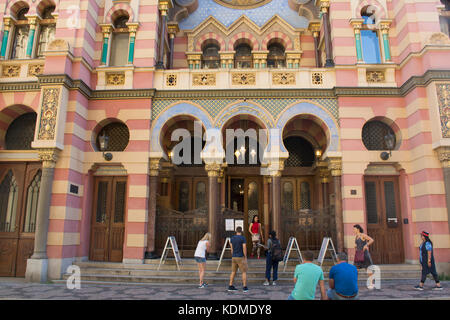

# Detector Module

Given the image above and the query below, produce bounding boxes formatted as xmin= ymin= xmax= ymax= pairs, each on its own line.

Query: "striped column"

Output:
xmin=26 ymin=17 xmax=38 ymax=58
xmin=0 ymin=17 xmax=11 ymax=59
xmin=350 ymin=19 xmax=364 ymax=63
xmin=100 ymin=25 xmax=112 ymax=65
xmin=380 ymin=20 xmax=392 ymax=62
xmin=320 ymin=0 xmax=334 ymax=67
xmin=145 ymin=158 xmax=160 ymax=258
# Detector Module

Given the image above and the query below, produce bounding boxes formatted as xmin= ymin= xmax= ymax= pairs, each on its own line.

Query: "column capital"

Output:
xmin=100 ymin=24 xmax=113 ymax=36
xmin=349 ymin=18 xmax=364 ymax=33
xmin=158 ymin=0 xmax=173 ymax=15
xmin=3 ymin=17 xmax=12 ymax=30
xmin=379 ymin=20 xmax=392 ymax=34
xmin=149 ymin=158 xmax=161 ymax=176
xmin=37 ymin=148 xmax=60 ymax=168
xmin=26 ymin=15 xmax=39 ymax=27
xmin=319 ymin=0 xmax=330 ymax=13
xmin=308 ymin=21 xmax=321 ymax=35
xmin=327 ymin=157 xmax=342 ymax=176
xmin=205 ymin=163 xmax=221 ymax=177
xmin=436 ymin=146 xmax=450 ymax=168
xmin=126 ymin=22 xmax=139 ymax=35
xmin=167 ymin=22 xmax=179 ymax=37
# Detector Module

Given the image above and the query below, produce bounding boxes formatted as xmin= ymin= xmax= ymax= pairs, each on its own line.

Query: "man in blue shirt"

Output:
xmin=327 ymin=252 xmax=359 ymax=300
xmin=228 ymin=226 xmax=248 ymax=292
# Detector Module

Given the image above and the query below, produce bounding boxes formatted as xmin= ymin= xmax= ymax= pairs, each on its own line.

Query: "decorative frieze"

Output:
xmin=28 ymin=64 xmax=44 ymax=77
xmin=37 ymin=88 xmax=60 ymax=140
xmin=312 ymin=72 xmax=323 ymax=85
xmin=272 ymin=72 xmax=295 ymax=85
xmin=193 ymin=73 xmax=216 ymax=86
xmin=106 ymin=73 xmax=125 ymax=86
xmin=232 ymin=72 xmax=256 ymax=85
xmin=437 ymin=83 xmax=450 ymax=138
xmin=2 ymin=65 xmax=21 ymax=77
xmin=166 ymin=74 xmax=177 ymax=86
xmin=366 ymin=70 xmax=385 ymax=83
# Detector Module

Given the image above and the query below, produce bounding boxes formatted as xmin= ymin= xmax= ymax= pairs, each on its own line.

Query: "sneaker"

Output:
xmin=228 ymin=285 xmax=238 ymax=292
xmin=243 ymin=286 xmax=249 ymax=292
xmin=414 ymin=285 xmax=424 ymax=291
xmin=272 ymin=281 xmax=277 ymax=286
xmin=201 ymin=282 xmax=208 ymax=288
xmin=263 ymin=280 xmax=270 ymax=286
xmin=432 ymin=285 xmax=443 ymax=291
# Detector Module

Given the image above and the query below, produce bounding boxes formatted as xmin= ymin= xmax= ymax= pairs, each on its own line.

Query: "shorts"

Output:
xmin=195 ymin=257 xmax=206 ymax=263
xmin=231 ymin=257 xmax=248 ymax=273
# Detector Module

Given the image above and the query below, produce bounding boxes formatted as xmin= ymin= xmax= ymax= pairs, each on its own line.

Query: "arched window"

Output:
xmin=195 ymin=181 xmax=206 ymax=209
xmin=23 ymin=170 xmax=41 ymax=233
xmin=5 ymin=113 xmax=37 ymax=150
xmin=267 ymin=42 xmax=285 ymax=68
xmin=96 ymin=122 xmax=130 ymax=151
xmin=284 ymin=136 xmax=315 ymax=167
xmin=202 ymin=42 xmax=220 ymax=69
xmin=360 ymin=7 xmax=381 ymax=63
xmin=362 ymin=120 xmax=396 ymax=150
xmin=439 ymin=0 xmax=450 ymax=36
xmin=0 ymin=170 xmax=19 ymax=233
xmin=234 ymin=43 xmax=252 ymax=68
xmin=282 ymin=181 xmax=294 ymax=210
xmin=110 ymin=14 xmax=130 ymax=66
xmin=10 ymin=6 xmax=30 ymax=59
xmin=178 ymin=181 xmax=190 ymax=212
xmin=36 ymin=5 xmax=56 ymax=58
xmin=300 ymin=181 xmax=311 ymax=209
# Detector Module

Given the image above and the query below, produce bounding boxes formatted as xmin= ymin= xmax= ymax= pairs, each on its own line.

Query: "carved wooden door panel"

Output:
xmin=0 ymin=162 xmax=41 ymax=277
xmin=89 ymin=177 xmax=126 ymax=262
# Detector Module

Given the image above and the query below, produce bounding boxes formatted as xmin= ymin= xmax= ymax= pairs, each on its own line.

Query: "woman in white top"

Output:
xmin=194 ymin=233 xmax=211 ymax=288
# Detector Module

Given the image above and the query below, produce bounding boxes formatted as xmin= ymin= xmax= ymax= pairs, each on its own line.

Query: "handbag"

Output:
xmin=251 ymin=233 xmax=260 ymax=242
xmin=354 ymin=250 xmax=365 ymax=263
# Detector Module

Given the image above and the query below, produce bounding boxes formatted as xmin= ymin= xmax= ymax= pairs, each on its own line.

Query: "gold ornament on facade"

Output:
xmin=311 ymin=72 xmax=323 ymax=85
xmin=213 ymin=0 xmax=271 ymax=9
xmin=38 ymin=88 xmax=60 ymax=140
xmin=106 ymin=73 xmax=126 ymax=85
xmin=366 ymin=70 xmax=385 ymax=83
xmin=232 ymin=72 xmax=256 ymax=85
xmin=28 ymin=64 xmax=44 ymax=77
xmin=437 ymin=83 xmax=450 ymax=138
xmin=2 ymin=65 xmax=21 ymax=77
xmin=272 ymin=72 xmax=295 ymax=85
xmin=327 ymin=158 xmax=342 ymax=177
xmin=436 ymin=146 xmax=450 ymax=168
xmin=150 ymin=158 xmax=161 ymax=176
xmin=205 ymin=163 xmax=221 ymax=177
xmin=193 ymin=73 xmax=216 ymax=86
xmin=166 ymin=74 xmax=177 ymax=86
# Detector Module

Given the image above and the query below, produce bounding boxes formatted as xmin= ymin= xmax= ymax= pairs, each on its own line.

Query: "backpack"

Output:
xmin=271 ymin=239 xmax=283 ymax=262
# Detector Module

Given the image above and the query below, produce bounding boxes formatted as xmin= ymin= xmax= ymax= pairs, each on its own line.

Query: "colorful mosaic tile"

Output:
xmin=437 ymin=83 xmax=450 ymax=138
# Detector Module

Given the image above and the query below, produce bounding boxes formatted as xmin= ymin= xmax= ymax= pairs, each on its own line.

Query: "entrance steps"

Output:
xmin=57 ymin=259 xmax=423 ymax=286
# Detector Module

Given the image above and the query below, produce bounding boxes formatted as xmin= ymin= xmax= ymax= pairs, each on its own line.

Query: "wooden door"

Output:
xmin=244 ymin=177 xmax=262 ymax=248
xmin=364 ymin=176 xmax=404 ymax=264
xmin=89 ymin=176 xmax=127 ymax=262
xmin=0 ymin=162 xmax=41 ymax=277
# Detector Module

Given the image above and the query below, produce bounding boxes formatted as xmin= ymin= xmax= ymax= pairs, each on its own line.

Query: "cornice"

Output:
xmin=0 ymin=69 xmax=448 ymax=100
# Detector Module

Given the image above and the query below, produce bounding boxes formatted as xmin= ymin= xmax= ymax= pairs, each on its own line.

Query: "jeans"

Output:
xmin=265 ymin=253 xmax=279 ymax=281
xmin=327 ymin=289 xmax=359 ymax=300
xmin=287 ymin=294 xmax=295 ymax=300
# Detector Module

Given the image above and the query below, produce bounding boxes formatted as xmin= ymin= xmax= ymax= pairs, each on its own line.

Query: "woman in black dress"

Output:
xmin=353 ymin=224 xmax=375 ymax=288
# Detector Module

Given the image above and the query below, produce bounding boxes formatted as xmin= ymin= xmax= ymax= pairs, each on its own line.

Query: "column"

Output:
xmin=156 ymin=1 xmax=172 ymax=69
xmin=263 ymin=176 xmax=271 ymax=242
xmin=26 ymin=17 xmax=38 ymax=58
xmin=308 ymin=22 xmax=321 ymax=67
xmin=328 ymin=157 xmax=343 ymax=252
xmin=319 ymin=167 xmax=329 ymax=208
xmin=25 ymin=148 xmax=59 ymax=283
xmin=436 ymin=147 xmax=450 ymax=234
xmin=145 ymin=158 xmax=160 ymax=259
xmin=380 ymin=20 xmax=392 ymax=62
xmin=320 ymin=1 xmax=335 ymax=67
xmin=167 ymin=23 xmax=179 ymax=69
xmin=0 ymin=17 xmax=11 ymax=59
xmin=271 ymin=173 xmax=282 ymax=240
xmin=350 ymin=19 xmax=364 ymax=63
xmin=205 ymin=163 xmax=221 ymax=259
xmin=127 ymin=23 xmax=139 ymax=65
xmin=100 ymin=25 xmax=112 ymax=65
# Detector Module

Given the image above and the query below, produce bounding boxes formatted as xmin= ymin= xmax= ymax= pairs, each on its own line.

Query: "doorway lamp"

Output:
xmin=98 ymin=133 xmax=113 ymax=161
xmin=380 ymin=131 xmax=395 ymax=161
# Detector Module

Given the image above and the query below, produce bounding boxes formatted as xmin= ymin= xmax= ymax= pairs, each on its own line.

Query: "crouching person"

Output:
xmin=327 ymin=252 xmax=359 ymax=300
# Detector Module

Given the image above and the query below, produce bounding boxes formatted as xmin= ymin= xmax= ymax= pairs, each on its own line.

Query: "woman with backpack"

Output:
xmin=262 ymin=230 xmax=282 ymax=286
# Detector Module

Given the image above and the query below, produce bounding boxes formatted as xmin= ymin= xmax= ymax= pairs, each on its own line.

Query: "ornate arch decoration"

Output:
xmin=215 ymin=101 xmax=274 ymax=131
xmin=262 ymin=31 xmax=293 ymax=50
xmin=363 ymin=116 xmax=402 ymax=150
xmin=105 ymin=3 xmax=135 ymax=24
xmin=228 ymin=32 xmax=259 ymax=51
xmin=195 ymin=32 xmax=226 ymax=51
xmin=36 ymin=0 xmax=58 ymax=17
xmin=355 ymin=0 xmax=387 ymax=20
xmin=7 ymin=0 xmax=33 ymax=17
xmin=150 ymin=102 xmax=214 ymax=158
xmin=276 ymin=101 xmax=340 ymax=154
xmin=0 ymin=104 xmax=36 ymax=149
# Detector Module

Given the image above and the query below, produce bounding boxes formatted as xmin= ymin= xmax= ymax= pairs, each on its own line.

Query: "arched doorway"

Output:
xmin=0 ymin=110 xmax=41 ymax=277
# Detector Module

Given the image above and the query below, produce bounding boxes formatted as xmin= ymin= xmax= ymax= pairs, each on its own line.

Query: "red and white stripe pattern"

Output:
xmin=261 ymin=31 xmax=293 ymax=50
xmin=227 ymin=32 xmax=259 ymax=50
xmin=195 ymin=32 xmax=226 ymax=51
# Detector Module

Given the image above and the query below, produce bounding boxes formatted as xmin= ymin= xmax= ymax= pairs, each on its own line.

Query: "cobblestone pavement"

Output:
xmin=0 ymin=278 xmax=448 ymax=300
